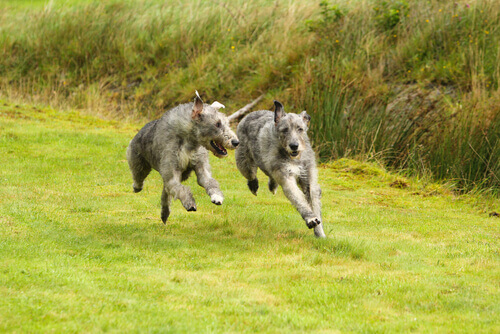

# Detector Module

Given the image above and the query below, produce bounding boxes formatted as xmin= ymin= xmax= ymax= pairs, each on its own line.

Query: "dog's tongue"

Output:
xmin=211 ymin=141 xmax=227 ymax=155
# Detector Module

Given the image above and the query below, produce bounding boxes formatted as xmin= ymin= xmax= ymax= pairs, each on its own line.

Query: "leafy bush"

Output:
xmin=374 ymin=0 xmax=409 ymax=31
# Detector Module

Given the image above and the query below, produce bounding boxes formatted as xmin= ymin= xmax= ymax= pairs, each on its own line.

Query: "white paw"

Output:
xmin=211 ymin=194 xmax=223 ymax=205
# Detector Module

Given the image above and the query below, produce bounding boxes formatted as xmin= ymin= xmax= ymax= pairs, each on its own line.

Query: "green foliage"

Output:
xmin=306 ymin=0 xmax=345 ymax=32
xmin=0 ymin=1 xmax=312 ymax=112
xmin=0 ymin=102 xmax=499 ymax=332
xmin=319 ymin=0 xmax=345 ymax=23
xmin=374 ymin=0 xmax=409 ymax=31
xmin=294 ymin=0 xmax=500 ymax=192
xmin=0 ymin=0 xmax=499 ymax=191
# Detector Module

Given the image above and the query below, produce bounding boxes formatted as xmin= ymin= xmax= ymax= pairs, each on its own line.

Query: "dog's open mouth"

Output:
xmin=210 ymin=140 xmax=227 ymax=156
xmin=290 ymin=151 xmax=299 ymax=157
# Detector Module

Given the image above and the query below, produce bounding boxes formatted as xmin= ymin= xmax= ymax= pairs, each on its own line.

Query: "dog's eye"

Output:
xmin=216 ymin=120 xmax=222 ymax=128
xmin=282 ymin=128 xmax=288 ymax=133
xmin=298 ymin=127 xmax=304 ymax=132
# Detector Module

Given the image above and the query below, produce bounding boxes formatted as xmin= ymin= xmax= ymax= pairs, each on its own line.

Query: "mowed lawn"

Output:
xmin=0 ymin=101 xmax=498 ymax=333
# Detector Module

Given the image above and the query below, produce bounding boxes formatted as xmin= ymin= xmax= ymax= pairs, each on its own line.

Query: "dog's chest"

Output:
xmin=285 ymin=163 xmax=303 ymax=178
xmin=177 ymin=146 xmax=193 ymax=170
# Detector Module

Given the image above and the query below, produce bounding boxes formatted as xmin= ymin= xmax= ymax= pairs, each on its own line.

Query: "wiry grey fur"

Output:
xmin=127 ymin=92 xmax=239 ymax=223
xmin=235 ymin=101 xmax=326 ymax=238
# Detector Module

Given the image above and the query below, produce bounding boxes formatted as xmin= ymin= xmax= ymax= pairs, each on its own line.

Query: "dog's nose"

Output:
xmin=231 ymin=139 xmax=240 ymax=148
xmin=289 ymin=143 xmax=299 ymax=151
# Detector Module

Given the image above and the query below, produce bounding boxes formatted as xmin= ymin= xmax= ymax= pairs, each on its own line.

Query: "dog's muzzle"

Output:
xmin=210 ymin=140 xmax=228 ymax=156
xmin=289 ymin=143 xmax=300 ymax=158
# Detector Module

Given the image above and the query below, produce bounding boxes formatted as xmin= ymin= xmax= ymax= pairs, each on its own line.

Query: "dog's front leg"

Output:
xmin=194 ymin=162 xmax=224 ymax=205
xmin=299 ymin=172 xmax=326 ymax=238
xmin=299 ymin=178 xmax=326 ymax=237
xmin=163 ymin=172 xmax=197 ymax=212
xmin=277 ymin=175 xmax=321 ymax=230
xmin=310 ymin=184 xmax=326 ymax=238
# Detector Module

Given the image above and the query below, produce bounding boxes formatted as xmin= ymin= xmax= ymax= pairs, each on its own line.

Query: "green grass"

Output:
xmin=1 ymin=101 xmax=499 ymax=332
xmin=2 ymin=0 xmax=104 ymax=7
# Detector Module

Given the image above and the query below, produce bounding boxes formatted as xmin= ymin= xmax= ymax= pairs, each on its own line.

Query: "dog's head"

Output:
xmin=191 ymin=91 xmax=239 ymax=158
xmin=273 ymin=100 xmax=311 ymax=159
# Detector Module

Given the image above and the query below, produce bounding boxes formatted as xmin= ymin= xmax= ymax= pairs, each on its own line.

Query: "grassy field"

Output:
xmin=1 ymin=101 xmax=498 ymax=332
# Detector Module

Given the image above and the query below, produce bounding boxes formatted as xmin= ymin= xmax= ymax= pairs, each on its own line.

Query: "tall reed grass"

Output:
xmin=0 ymin=0 xmax=499 ymax=191
xmin=291 ymin=0 xmax=500 ymax=191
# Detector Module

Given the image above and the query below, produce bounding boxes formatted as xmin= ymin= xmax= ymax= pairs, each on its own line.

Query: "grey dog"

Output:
xmin=126 ymin=92 xmax=239 ymax=223
xmin=235 ymin=101 xmax=326 ymax=238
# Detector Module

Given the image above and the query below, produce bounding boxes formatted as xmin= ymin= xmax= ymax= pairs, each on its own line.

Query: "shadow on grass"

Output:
xmin=83 ymin=213 xmax=368 ymax=262
xmin=310 ymin=237 xmax=367 ymax=260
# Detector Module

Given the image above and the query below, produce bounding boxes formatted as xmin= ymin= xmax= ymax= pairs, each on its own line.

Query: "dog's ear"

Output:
xmin=300 ymin=110 xmax=311 ymax=126
xmin=210 ymin=101 xmax=225 ymax=109
xmin=274 ymin=100 xmax=285 ymax=124
xmin=192 ymin=90 xmax=204 ymax=119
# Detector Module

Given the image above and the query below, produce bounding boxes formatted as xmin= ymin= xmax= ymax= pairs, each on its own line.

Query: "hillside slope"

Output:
xmin=0 ymin=102 xmax=498 ymax=332
xmin=1 ymin=0 xmax=499 ymax=190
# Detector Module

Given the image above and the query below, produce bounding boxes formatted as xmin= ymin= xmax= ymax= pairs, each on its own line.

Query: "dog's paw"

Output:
xmin=132 ymin=182 xmax=143 ymax=193
xmin=210 ymin=194 xmax=223 ymax=205
xmin=268 ymin=179 xmax=278 ymax=194
xmin=306 ymin=217 xmax=321 ymax=229
xmin=183 ymin=201 xmax=197 ymax=212
xmin=248 ymin=179 xmax=259 ymax=196
xmin=161 ymin=207 xmax=170 ymax=224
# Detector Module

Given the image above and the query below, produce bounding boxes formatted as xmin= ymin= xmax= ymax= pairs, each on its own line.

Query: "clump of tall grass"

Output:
xmin=292 ymin=0 xmax=500 ymax=191
xmin=0 ymin=0 xmax=314 ymax=116
xmin=0 ymin=0 xmax=498 ymax=191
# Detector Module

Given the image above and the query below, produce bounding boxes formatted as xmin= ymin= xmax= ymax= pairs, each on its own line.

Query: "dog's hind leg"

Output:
xmin=247 ymin=178 xmax=259 ymax=196
xmin=235 ymin=147 xmax=259 ymax=195
xmin=162 ymin=171 xmax=197 ymax=212
xmin=161 ymin=189 xmax=172 ymax=223
xmin=126 ymin=148 xmax=152 ymax=193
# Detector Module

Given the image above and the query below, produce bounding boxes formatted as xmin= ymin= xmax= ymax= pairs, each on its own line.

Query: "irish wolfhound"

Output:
xmin=235 ymin=101 xmax=326 ymax=238
xmin=126 ymin=92 xmax=239 ymax=223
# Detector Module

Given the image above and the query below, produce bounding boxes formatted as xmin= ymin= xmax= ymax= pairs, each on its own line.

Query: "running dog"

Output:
xmin=235 ymin=101 xmax=326 ymax=238
xmin=127 ymin=92 xmax=239 ymax=223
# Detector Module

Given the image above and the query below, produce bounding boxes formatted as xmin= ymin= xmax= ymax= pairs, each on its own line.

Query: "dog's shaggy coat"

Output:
xmin=235 ymin=101 xmax=326 ymax=238
xmin=127 ymin=92 xmax=239 ymax=222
